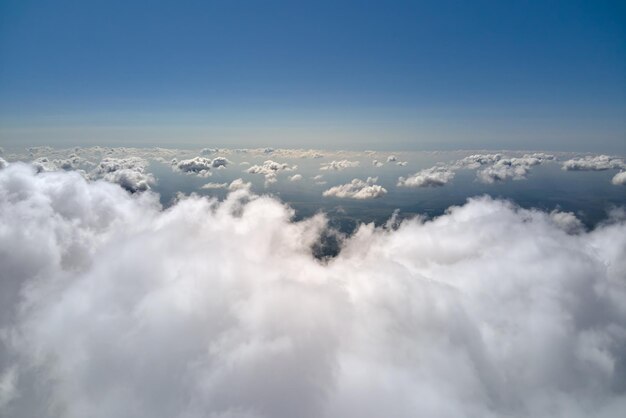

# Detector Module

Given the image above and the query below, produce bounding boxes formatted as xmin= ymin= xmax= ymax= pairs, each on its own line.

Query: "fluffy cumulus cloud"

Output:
xmin=320 ymin=160 xmax=360 ymax=171
xmin=2 ymin=164 xmax=626 ymax=418
xmin=398 ymin=166 xmax=455 ymax=187
xmin=247 ymin=160 xmax=296 ymax=186
xmin=172 ymin=157 xmax=231 ymax=177
xmin=562 ymin=155 xmax=625 ymax=171
xmin=90 ymin=157 xmax=155 ymax=193
xmin=323 ymin=177 xmax=387 ymax=199
xmin=458 ymin=153 xmax=555 ymax=184
xmin=288 ymin=174 xmax=303 ymax=182
xmin=399 ymin=153 xmax=556 ymax=187
xmin=228 ymin=178 xmax=252 ymax=191
xmin=476 ymin=159 xmax=532 ymax=183
xmin=612 ymin=171 xmax=626 ymax=186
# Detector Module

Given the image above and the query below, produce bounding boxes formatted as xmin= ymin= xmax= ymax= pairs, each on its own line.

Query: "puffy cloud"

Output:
xmin=386 ymin=155 xmax=397 ymax=162
xmin=417 ymin=153 xmax=554 ymax=185
xmin=612 ymin=171 xmax=626 ymax=186
xmin=455 ymin=153 xmax=504 ymax=169
xmin=371 ymin=160 xmax=384 ymax=168
xmin=91 ymin=157 xmax=155 ymax=193
xmin=31 ymin=157 xmax=58 ymax=173
xmin=477 ymin=161 xmax=530 ymax=183
xmin=0 ymin=165 xmax=625 ymax=417
xmin=172 ymin=157 xmax=232 ymax=177
xmin=323 ymin=177 xmax=387 ymax=199
xmin=313 ymin=174 xmax=327 ymax=185
xmin=247 ymin=160 xmax=296 ymax=186
xmin=398 ymin=166 xmax=455 ymax=187
xmin=228 ymin=178 xmax=252 ymax=191
xmin=211 ymin=157 xmax=230 ymax=169
xmin=549 ymin=210 xmax=585 ymax=234
xmin=562 ymin=155 xmax=625 ymax=171
xmin=53 ymin=154 xmax=85 ymax=171
xmin=0 ymin=158 xmax=7 ymax=169
xmin=475 ymin=154 xmax=556 ymax=184
xmin=320 ymin=160 xmax=360 ymax=171
xmin=289 ymin=174 xmax=303 ymax=182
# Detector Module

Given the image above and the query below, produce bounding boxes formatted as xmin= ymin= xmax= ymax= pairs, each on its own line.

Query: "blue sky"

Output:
xmin=0 ymin=0 xmax=624 ymax=151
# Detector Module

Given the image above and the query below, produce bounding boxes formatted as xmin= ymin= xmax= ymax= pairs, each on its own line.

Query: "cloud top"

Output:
xmin=0 ymin=165 xmax=625 ymax=417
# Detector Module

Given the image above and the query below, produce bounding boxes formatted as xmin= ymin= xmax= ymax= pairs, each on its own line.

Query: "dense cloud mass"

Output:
xmin=1 ymin=162 xmax=626 ymax=418
xmin=90 ymin=157 xmax=155 ymax=192
xmin=323 ymin=177 xmax=387 ymax=199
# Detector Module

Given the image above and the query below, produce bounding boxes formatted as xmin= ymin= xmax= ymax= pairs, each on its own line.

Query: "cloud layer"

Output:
xmin=1 ymin=164 xmax=626 ymax=417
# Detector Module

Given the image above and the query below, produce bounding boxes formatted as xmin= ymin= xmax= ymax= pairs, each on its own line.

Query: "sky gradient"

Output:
xmin=1 ymin=0 xmax=624 ymax=151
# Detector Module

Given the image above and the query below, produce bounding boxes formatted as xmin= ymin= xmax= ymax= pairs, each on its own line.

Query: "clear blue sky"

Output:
xmin=0 ymin=0 xmax=624 ymax=151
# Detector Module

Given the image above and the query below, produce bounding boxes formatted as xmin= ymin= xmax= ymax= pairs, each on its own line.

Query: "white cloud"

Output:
xmin=211 ymin=157 xmax=230 ymax=169
xmin=320 ymin=160 xmax=360 ymax=171
xmin=0 ymin=158 xmax=7 ymax=170
xmin=549 ymin=210 xmax=585 ymax=234
xmin=562 ymin=155 xmax=625 ymax=171
xmin=476 ymin=160 xmax=530 ymax=183
xmin=323 ymin=177 xmax=387 ymax=199
xmin=172 ymin=157 xmax=232 ymax=177
xmin=228 ymin=178 xmax=252 ymax=191
xmin=387 ymin=155 xmax=397 ymax=162
xmin=475 ymin=154 xmax=555 ymax=184
xmin=455 ymin=153 xmax=504 ymax=169
xmin=371 ymin=160 xmax=384 ymax=168
xmin=398 ymin=166 xmax=455 ymax=187
xmin=289 ymin=174 xmax=303 ymax=182
xmin=201 ymin=182 xmax=228 ymax=189
xmin=612 ymin=171 xmax=626 ymax=186
xmin=91 ymin=157 xmax=155 ymax=193
xmin=0 ymin=165 xmax=625 ymax=417
xmin=247 ymin=160 xmax=296 ymax=186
